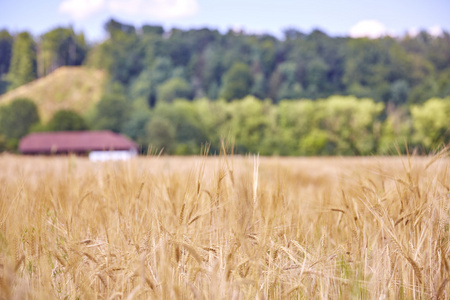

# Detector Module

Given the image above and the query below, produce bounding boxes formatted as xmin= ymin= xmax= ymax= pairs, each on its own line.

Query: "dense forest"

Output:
xmin=0 ymin=19 xmax=449 ymax=155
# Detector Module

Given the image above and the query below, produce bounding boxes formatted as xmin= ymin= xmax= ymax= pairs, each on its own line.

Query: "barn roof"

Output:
xmin=19 ymin=131 xmax=138 ymax=154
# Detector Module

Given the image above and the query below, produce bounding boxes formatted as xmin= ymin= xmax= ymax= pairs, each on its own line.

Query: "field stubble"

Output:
xmin=0 ymin=150 xmax=449 ymax=299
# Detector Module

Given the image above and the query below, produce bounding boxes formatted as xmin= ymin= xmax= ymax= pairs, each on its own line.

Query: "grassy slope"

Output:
xmin=0 ymin=66 xmax=106 ymax=122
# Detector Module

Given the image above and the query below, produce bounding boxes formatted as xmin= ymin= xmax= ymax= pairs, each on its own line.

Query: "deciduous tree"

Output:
xmin=0 ymin=98 xmax=40 ymax=139
xmin=47 ymin=109 xmax=88 ymax=131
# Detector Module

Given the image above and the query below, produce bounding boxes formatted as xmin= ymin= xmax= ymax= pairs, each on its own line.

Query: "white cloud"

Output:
xmin=407 ymin=27 xmax=419 ymax=37
xmin=428 ymin=25 xmax=443 ymax=37
xmin=59 ymin=0 xmax=199 ymax=21
xmin=108 ymin=0 xmax=199 ymax=19
xmin=349 ymin=20 xmax=389 ymax=39
xmin=59 ymin=0 xmax=106 ymax=20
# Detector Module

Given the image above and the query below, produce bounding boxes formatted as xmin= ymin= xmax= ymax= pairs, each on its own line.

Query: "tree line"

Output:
xmin=1 ymin=19 xmax=449 ymax=104
xmin=1 ymin=96 xmax=449 ymax=155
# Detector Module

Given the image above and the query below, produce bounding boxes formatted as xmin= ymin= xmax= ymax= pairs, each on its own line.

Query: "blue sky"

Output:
xmin=1 ymin=0 xmax=449 ymax=42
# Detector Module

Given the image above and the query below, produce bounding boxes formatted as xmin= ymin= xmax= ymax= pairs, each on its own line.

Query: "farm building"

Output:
xmin=19 ymin=131 xmax=138 ymax=161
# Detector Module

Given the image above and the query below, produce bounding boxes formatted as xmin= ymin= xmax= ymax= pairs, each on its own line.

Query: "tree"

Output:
xmin=318 ymin=96 xmax=384 ymax=155
xmin=275 ymin=61 xmax=303 ymax=101
xmin=129 ymin=57 xmax=175 ymax=107
xmin=105 ymin=19 xmax=136 ymax=36
xmin=227 ymin=96 xmax=272 ymax=154
xmin=38 ymin=27 xmax=87 ymax=76
xmin=157 ymin=77 xmax=193 ymax=103
xmin=194 ymin=99 xmax=232 ymax=152
xmin=390 ymin=80 xmax=410 ymax=106
xmin=7 ymin=32 xmax=36 ymax=90
xmin=278 ymin=100 xmax=319 ymax=155
xmin=258 ymin=38 xmax=277 ymax=76
xmin=250 ymin=73 xmax=266 ymax=99
xmin=0 ymin=98 xmax=40 ymax=140
xmin=278 ymin=96 xmax=384 ymax=155
xmin=436 ymin=69 xmax=450 ymax=98
xmin=154 ymin=100 xmax=208 ymax=155
xmin=201 ymin=44 xmax=225 ymax=98
xmin=100 ymin=19 xmax=144 ymax=85
xmin=142 ymin=25 xmax=164 ymax=36
xmin=144 ymin=117 xmax=176 ymax=154
xmin=219 ymin=62 xmax=253 ymax=100
xmin=304 ymin=57 xmax=329 ymax=98
xmin=408 ymin=78 xmax=439 ymax=104
xmin=0 ymin=30 xmax=13 ymax=94
xmin=411 ymin=98 xmax=450 ymax=150
xmin=343 ymin=38 xmax=392 ymax=101
xmin=0 ymin=30 xmax=13 ymax=77
xmin=378 ymin=110 xmax=412 ymax=154
xmin=122 ymin=110 xmax=152 ymax=147
xmin=94 ymin=94 xmax=131 ymax=133
xmin=47 ymin=109 xmax=88 ymax=131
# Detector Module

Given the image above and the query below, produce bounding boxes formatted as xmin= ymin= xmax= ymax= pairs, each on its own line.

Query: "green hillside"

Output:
xmin=0 ymin=66 xmax=106 ymax=122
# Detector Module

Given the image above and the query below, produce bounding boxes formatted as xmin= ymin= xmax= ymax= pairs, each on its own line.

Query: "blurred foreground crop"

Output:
xmin=0 ymin=150 xmax=449 ymax=299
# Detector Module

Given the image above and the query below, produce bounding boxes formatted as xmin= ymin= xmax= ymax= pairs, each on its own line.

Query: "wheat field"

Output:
xmin=0 ymin=149 xmax=449 ymax=299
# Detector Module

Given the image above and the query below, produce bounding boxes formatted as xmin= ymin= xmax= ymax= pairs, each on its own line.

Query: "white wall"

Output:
xmin=89 ymin=150 xmax=137 ymax=162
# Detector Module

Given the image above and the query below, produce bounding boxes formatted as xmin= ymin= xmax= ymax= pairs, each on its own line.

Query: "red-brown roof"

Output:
xmin=19 ymin=131 xmax=138 ymax=154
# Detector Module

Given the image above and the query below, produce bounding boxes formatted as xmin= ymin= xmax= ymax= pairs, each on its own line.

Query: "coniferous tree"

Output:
xmin=0 ymin=30 xmax=13 ymax=77
xmin=38 ymin=27 xmax=87 ymax=76
xmin=7 ymin=32 xmax=36 ymax=90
